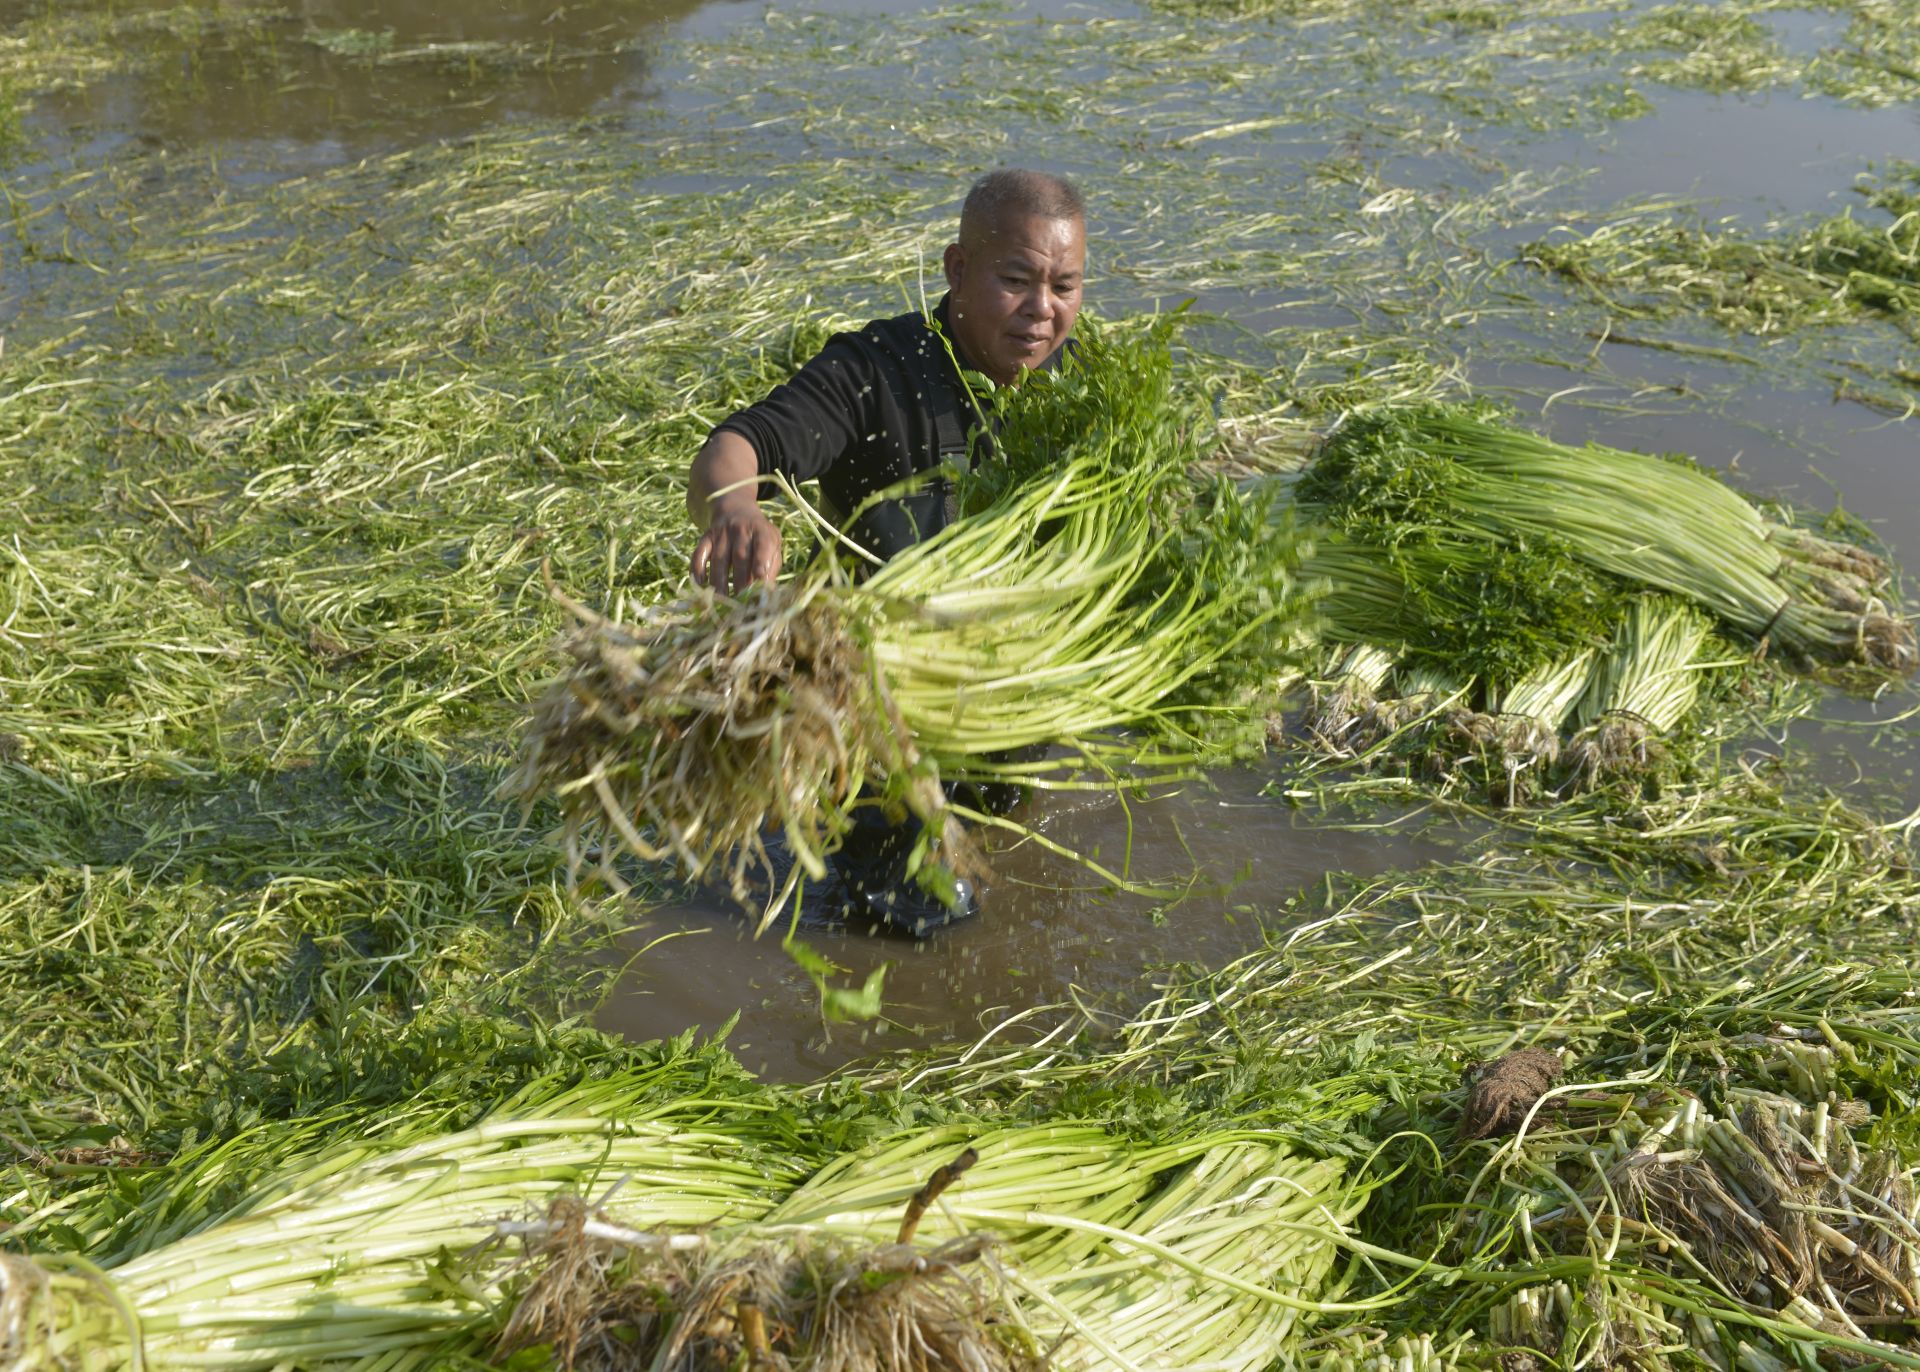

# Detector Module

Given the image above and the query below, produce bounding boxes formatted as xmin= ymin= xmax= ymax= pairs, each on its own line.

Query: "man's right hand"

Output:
xmin=690 ymin=505 xmax=783 ymax=594
xmin=688 ymin=430 xmax=783 ymax=593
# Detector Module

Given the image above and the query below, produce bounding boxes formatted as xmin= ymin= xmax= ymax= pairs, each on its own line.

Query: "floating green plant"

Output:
xmin=1526 ymin=162 xmax=1920 ymax=339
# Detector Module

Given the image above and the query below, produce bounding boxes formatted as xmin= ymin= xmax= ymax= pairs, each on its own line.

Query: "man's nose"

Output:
xmin=1021 ymin=286 xmax=1056 ymax=318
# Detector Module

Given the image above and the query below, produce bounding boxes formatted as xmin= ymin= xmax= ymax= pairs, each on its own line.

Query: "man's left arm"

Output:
xmin=688 ymin=333 xmax=882 ymax=588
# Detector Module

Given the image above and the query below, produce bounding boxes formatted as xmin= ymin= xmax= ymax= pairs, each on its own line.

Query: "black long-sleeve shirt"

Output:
xmin=712 ymin=294 xmax=1063 ymax=524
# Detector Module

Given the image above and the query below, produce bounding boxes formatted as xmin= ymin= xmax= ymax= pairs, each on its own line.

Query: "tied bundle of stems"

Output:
xmin=1448 ymin=1083 xmax=1920 ymax=1371
xmin=761 ymin=1126 xmax=1372 ymax=1372
xmin=1309 ymin=643 xmax=1399 ymax=748
xmin=0 ymin=1092 xmax=1376 ymax=1372
xmin=1568 ymin=595 xmax=1725 ymax=779
xmin=489 ymin=1121 xmax=1374 ymax=1372
xmin=1300 ymin=534 xmax=1616 ymax=692
xmin=1295 ymin=617 xmax=1733 ymax=796
xmin=506 ymin=319 xmax=1305 ymax=926
xmin=0 ymin=1076 xmax=807 ymax=1372
xmin=1364 ymin=662 xmax=1473 ymax=739
xmin=1451 ymin=650 xmax=1596 ymax=797
xmin=1299 ymin=405 xmax=1915 ymax=675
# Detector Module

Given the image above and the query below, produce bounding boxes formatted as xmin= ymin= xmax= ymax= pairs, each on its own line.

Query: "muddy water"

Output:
xmin=8 ymin=0 xmax=1915 ymax=1078
xmin=1533 ymin=91 xmax=1919 ymax=224
xmin=596 ymin=775 xmax=1470 ymax=1081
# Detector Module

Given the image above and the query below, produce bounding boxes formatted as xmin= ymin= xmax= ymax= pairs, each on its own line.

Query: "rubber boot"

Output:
xmin=831 ymin=805 xmax=979 ymax=936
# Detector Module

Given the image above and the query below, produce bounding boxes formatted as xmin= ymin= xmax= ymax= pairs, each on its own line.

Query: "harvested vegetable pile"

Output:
xmin=492 ymin=1126 xmax=1364 ymax=1372
xmin=0 ymin=1077 xmax=805 ymax=1371
xmin=12 ymin=774 xmax=1918 ymax=1372
xmin=1301 ymin=596 xmax=1733 ymax=794
xmin=512 ymin=371 xmax=1916 ymax=897
xmin=1451 ymin=1082 xmax=1920 ymax=1370
xmin=507 ymin=321 xmax=1305 ymax=923
xmin=0 ymin=1048 xmax=1375 ymax=1372
xmin=1291 ymin=403 xmax=1914 ymax=790
xmin=1301 ymin=405 xmax=1912 ymax=674
xmin=865 ymin=788 xmax=1920 ymax=1372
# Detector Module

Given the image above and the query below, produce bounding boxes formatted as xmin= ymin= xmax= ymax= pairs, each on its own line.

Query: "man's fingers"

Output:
xmin=753 ymin=530 xmax=782 ymax=585
xmin=693 ymin=526 xmax=738 ymax=590
xmin=691 ymin=517 xmax=780 ymax=594
xmin=728 ymin=536 xmax=758 ymax=596
xmin=726 ymin=528 xmax=779 ymax=594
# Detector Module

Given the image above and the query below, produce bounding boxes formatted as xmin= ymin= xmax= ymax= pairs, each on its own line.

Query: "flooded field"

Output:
xmin=7 ymin=1 xmax=1920 ymax=1367
xmin=4 ymin=0 xmax=1916 ymax=1091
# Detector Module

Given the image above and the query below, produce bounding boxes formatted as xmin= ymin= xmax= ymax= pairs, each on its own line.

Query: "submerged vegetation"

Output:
xmin=1527 ymin=161 xmax=1920 ymax=340
xmin=3 ymin=0 xmax=1919 ymax=1368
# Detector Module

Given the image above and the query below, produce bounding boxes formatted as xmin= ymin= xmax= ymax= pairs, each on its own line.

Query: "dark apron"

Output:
xmin=842 ymin=485 xmax=955 ymax=563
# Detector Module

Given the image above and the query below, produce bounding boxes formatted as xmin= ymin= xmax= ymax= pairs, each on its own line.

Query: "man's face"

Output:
xmin=943 ymin=213 xmax=1086 ymax=386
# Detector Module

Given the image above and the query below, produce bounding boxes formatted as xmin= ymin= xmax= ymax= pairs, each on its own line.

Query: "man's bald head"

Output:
xmin=958 ymin=169 xmax=1085 ymax=248
xmin=944 ymin=170 xmax=1087 ymax=385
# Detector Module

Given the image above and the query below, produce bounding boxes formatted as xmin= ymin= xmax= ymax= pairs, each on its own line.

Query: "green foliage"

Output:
xmin=1302 ymin=407 xmax=1624 ymax=682
xmin=1396 ymin=538 xmax=1621 ymax=684
xmin=782 ymin=935 xmax=889 ymax=1023
xmin=844 ymin=771 xmax=1920 ymax=1368
xmin=960 ymin=311 xmax=1206 ymax=513
xmin=987 ymin=312 xmax=1308 ymax=704
xmin=1298 ymin=408 xmax=1477 ymax=540
xmin=304 ymin=27 xmax=395 ymax=58
xmin=923 ymin=311 xmax=1309 ymax=749
xmin=1299 ymin=402 xmax=1911 ymax=683
xmin=13 ymin=1019 xmax=763 ymax=1260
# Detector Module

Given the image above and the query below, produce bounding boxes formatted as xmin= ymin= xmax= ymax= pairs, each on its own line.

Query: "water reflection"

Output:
xmin=7 ymin=0 xmax=731 ymax=155
xmin=1530 ymin=87 xmax=1920 ymax=224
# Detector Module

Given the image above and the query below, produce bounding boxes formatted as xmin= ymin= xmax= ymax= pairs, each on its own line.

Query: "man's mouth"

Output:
xmin=1012 ymin=333 xmax=1050 ymax=351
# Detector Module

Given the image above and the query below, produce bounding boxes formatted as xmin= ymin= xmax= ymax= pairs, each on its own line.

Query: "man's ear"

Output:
xmin=942 ymin=242 xmax=965 ymax=293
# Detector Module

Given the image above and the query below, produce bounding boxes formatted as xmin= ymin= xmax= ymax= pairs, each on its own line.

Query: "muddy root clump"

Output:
xmin=1859 ymin=611 xmax=1919 ymax=676
xmin=1575 ymin=1095 xmax=1920 ymax=1337
xmin=1460 ymin=1048 xmax=1564 ymax=1140
xmin=493 ymin=1204 xmax=1037 ymax=1372
xmin=1566 ymin=713 xmax=1662 ymax=783
xmin=494 ymin=1196 xmax=690 ymax=1371
xmin=668 ymin=1235 xmax=1033 ymax=1372
xmin=504 ymin=582 xmax=901 ymax=904
xmin=1308 ymin=681 xmax=1384 ymax=753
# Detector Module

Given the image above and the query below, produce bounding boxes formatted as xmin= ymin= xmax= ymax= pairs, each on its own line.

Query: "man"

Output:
xmin=685 ymin=168 xmax=1087 ymax=933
